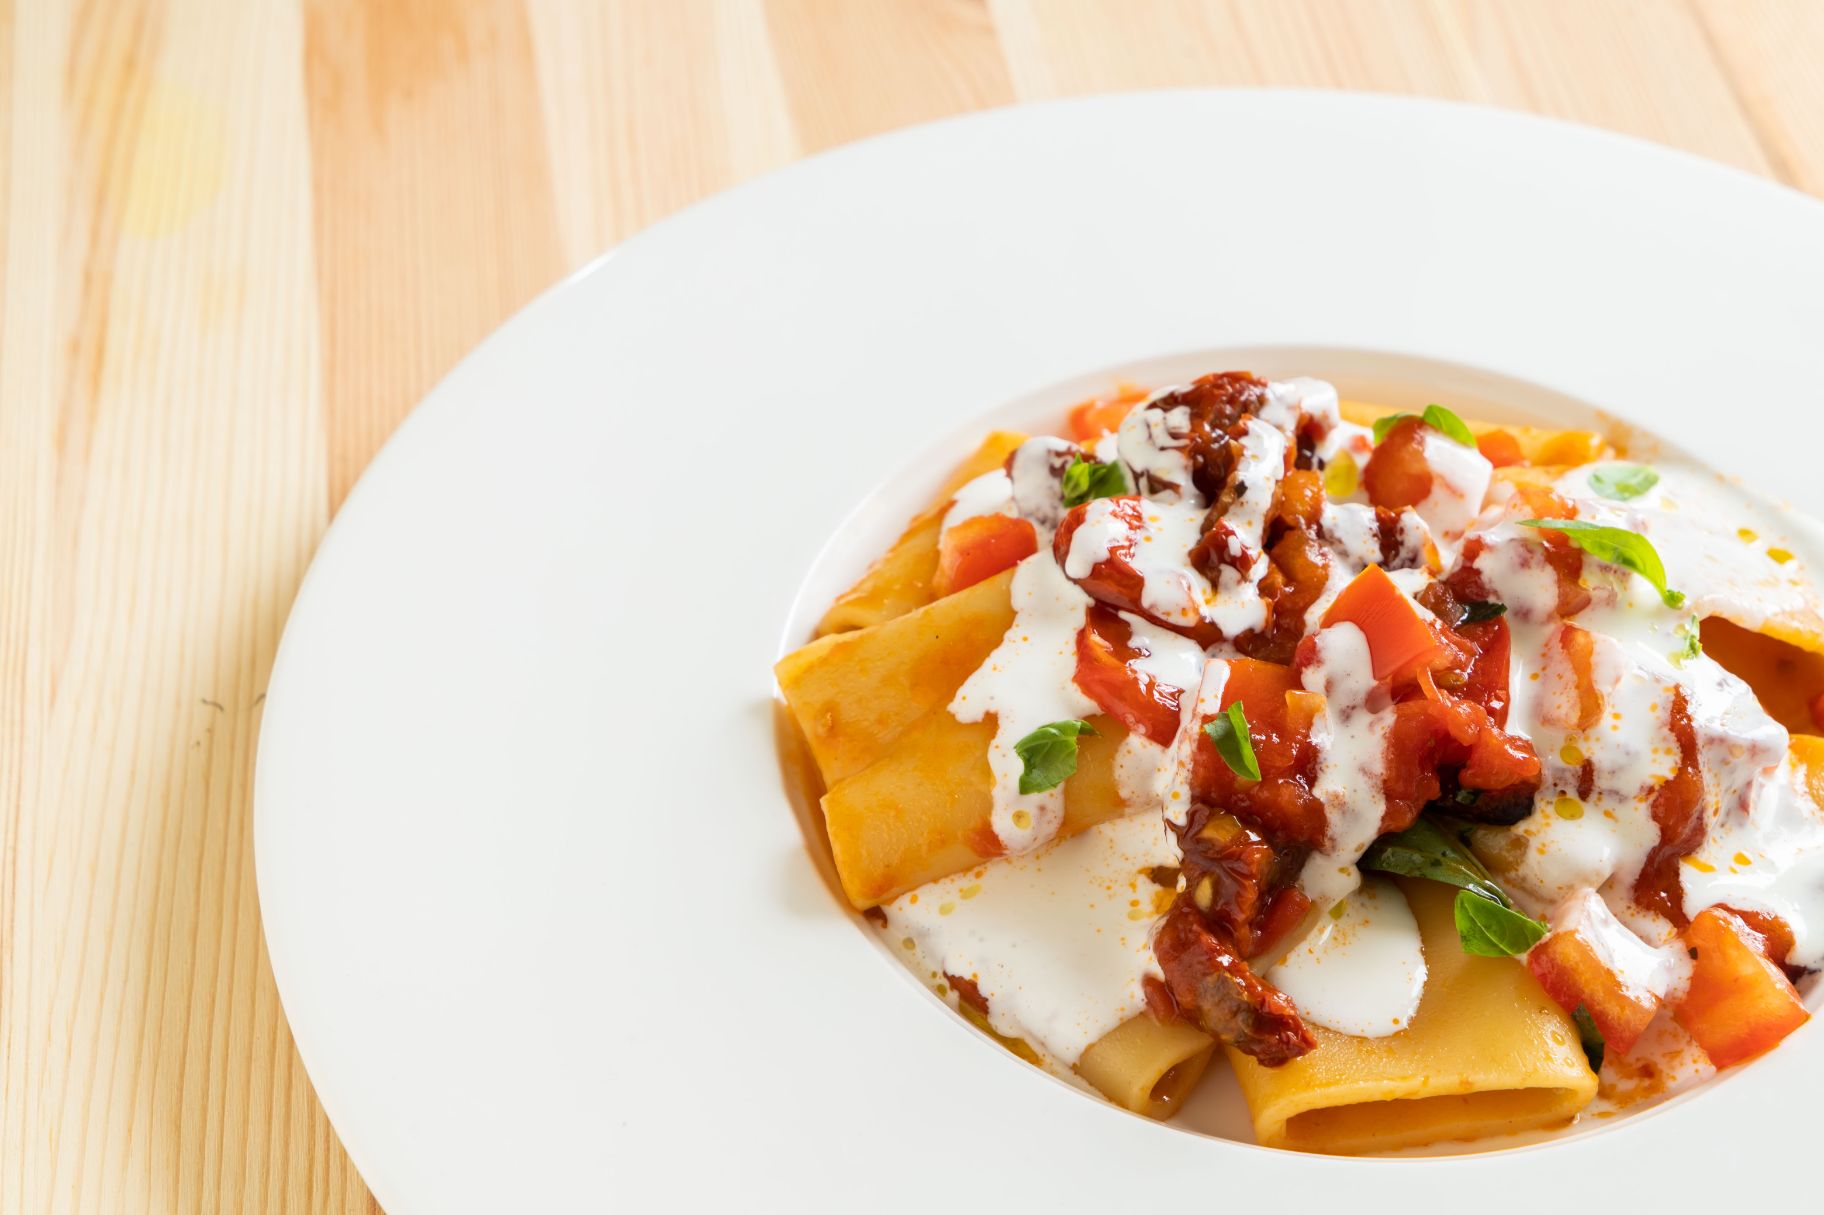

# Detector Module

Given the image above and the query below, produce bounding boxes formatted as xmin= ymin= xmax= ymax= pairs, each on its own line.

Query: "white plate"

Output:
xmin=255 ymin=92 xmax=1824 ymax=1213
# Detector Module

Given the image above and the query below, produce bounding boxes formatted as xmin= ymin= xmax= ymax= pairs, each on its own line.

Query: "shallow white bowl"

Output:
xmin=255 ymin=91 xmax=1824 ymax=1213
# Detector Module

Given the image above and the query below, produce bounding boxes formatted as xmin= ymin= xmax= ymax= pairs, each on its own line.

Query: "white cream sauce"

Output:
xmin=882 ymin=813 xmax=1179 ymax=1066
xmin=1682 ymin=754 xmax=1824 ymax=968
xmin=1117 ymin=398 xmax=1203 ymax=506
xmin=1007 ymin=435 xmax=1081 ymax=540
xmin=949 ymin=554 xmax=1098 ymax=854
xmin=1161 ymin=658 xmax=1229 ymax=833
xmin=1064 ymin=497 xmax=1215 ymax=631
xmin=1119 ymin=610 xmax=1207 ymax=694
xmin=1559 ymin=461 xmax=1816 ymax=633
xmin=941 ymin=468 xmax=1015 ymax=534
xmin=1472 ymin=459 xmax=1824 ymax=959
xmin=1413 ymin=429 xmax=1493 ymax=566
xmin=1548 ymin=889 xmax=1686 ymax=1003
xmin=1298 ymin=623 xmax=1394 ymax=906
xmin=1268 ymin=878 xmax=1427 ymax=1037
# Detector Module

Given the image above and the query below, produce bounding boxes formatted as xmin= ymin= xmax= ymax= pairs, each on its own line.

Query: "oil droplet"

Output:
xmin=1126 ymin=908 xmax=1151 ymax=921
xmin=1682 ymin=855 xmax=1717 ymax=874
xmin=938 ymin=902 xmax=957 ymax=916
xmin=1560 ymin=742 xmax=1585 ymax=766
xmin=901 ymin=937 xmax=916 ymax=951
xmin=1768 ymin=548 xmax=1795 ymax=565
xmin=1733 ymin=852 xmax=1753 ymax=867
xmin=1738 ymin=527 xmax=1759 ymax=543
xmin=1011 ymin=809 xmax=1033 ymax=831
xmin=1554 ymin=795 xmax=1585 ymax=820
xmin=1329 ymin=899 xmax=1349 ymax=920
xmin=959 ymin=884 xmax=982 ymax=900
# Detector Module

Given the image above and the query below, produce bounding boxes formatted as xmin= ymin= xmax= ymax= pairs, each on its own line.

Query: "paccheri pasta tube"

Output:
xmin=1224 ymin=880 xmax=1597 ymax=1153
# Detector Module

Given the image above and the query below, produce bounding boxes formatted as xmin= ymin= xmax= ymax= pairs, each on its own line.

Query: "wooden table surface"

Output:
xmin=5 ymin=1 xmax=1823 ymax=1210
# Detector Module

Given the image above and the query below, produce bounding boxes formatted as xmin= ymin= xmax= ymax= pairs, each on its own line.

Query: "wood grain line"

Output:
xmin=765 ymin=0 xmax=1016 ymax=152
xmin=304 ymin=0 xmax=565 ymax=509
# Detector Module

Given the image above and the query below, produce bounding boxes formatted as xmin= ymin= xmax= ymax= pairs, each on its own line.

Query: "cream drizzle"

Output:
xmin=1268 ymin=878 xmax=1427 ymax=1037
xmin=882 ymin=813 xmax=1178 ymax=1066
xmin=1298 ymin=623 xmax=1393 ymax=906
xmin=948 ymin=554 xmax=1097 ymax=854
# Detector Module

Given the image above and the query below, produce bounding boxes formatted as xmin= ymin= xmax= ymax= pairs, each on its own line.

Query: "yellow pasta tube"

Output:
xmin=1075 ymin=1014 xmax=1215 ymax=1121
xmin=821 ymin=711 xmax=1130 ymax=908
xmin=776 ymin=569 xmax=1015 ymax=786
xmin=1225 ymin=880 xmax=1597 ymax=1154
xmin=817 ymin=430 xmax=1026 ymax=635
xmin=1701 ymin=616 xmax=1824 ymax=735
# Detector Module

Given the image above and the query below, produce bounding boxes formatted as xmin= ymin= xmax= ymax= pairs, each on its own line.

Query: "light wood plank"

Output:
xmin=526 ymin=0 xmax=800 ymax=260
xmin=764 ymin=0 xmax=1017 ymax=151
xmin=0 ymin=0 xmax=370 ymax=1210
xmin=991 ymin=0 xmax=1772 ymax=176
xmin=1692 ymin=0 xmax=1824 ymax=193
xmin=304 ymin=0 xmax=566 ymax=509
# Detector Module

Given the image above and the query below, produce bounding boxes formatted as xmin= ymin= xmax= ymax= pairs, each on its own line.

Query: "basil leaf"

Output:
xmin=1203 ymin=701 xmax=1261 ymax=782
xmin=1422 ymin=403 xmax=1477 ymax=448
xmin=1674 ymin=617 xmax=1703 ymax=665
xmin=1060 ymin=457 xmax=1130 ymax=508
xmin=1360 ymin=816 xmax=1512 ymax=909
xmin=1453 ymin=888 xmax=1549 ymax=957
xmin=1587 ymin=464 xmax=1660 ymax=502
xmin=1371 ymin=413 xmax=1415 ymax=444
xmin=1573 ymin=1004 xmax=1606 ymax=1073
xmin=1014 ymin=719 xmax=1097 ymax=794
xmin=1372 ymin=407 xmax=1474 ymax=448
xmin=1518 ymin=519 xmax=1686 ymax=609
xmin=1460 ymin=600 xmax=1507 ymax=624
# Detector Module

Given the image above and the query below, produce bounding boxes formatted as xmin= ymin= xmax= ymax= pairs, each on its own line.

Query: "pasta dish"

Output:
xmin=775 ymin=372 xmax=1822 ymax=1153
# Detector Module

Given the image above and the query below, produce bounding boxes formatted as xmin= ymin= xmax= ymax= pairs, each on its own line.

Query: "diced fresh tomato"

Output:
xmin=1053 ymin=498 xmax=1223 ymax=646
xmin=1066 ymin=386 xmax=1148 ymax=442
xmin=1476 ymin=429 xmax=1526 ymax=468
xmin=1074 ymin=606 xmax=1182 ymax=745
xmin=932 ymin=513 xmax=1037 ymax=598
xmin=1363 ymin=416 xmax=1433 ymax=509
xmin=1320 ymin=565 xmax=1452 ymax=682
xmin=1527 ymin=922 xmax=1661 ymax=1057
xmin=1458 ymin=617 xmax=1514 ymax=726
xmin=1673 ymin=907 xmax=1811 ymax=1068
xmin=1458 ymin=718 xmax=1542 ymax=789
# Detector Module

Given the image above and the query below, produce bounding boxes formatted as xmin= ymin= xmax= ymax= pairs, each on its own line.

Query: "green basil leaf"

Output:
xmin=1453 ymin=888 xmax=1549 ymax=957
xmin=1460 ymin=600 xmax=1507 ymax=624
xmin=1360 ymin=816 xmax=1512 ymax=909
xmin=1059 ymin=456 xmax=1130 ymax=508
xmin=1587 ymin=464 xmax=1660 ymax=502
xmin=1371 ymin=412 xmax=1415 ymax=444
xmin=1518 ymin=519 xmax=1686 ymax=609
xmin=1674 ymin=616 xmax=1703 ymax=665
xmin=1422 ymin=403 xmax=1477 ymax=448
xmin=1014 ymin=719 xmax=1097 ymax=794
xmin=1573 ymin=1004 xmax=1606 ymax=1073
xmin=1203 ymin=701 xmax=1261 ymax=782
